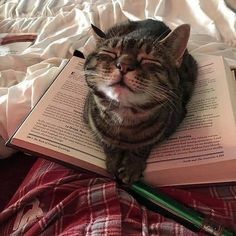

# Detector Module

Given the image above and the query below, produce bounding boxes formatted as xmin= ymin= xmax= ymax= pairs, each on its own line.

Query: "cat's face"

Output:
xmin=85 ymin=39 xmax=168 ymax=108
xmin=84 ymin=23 xmax=190 ymax=111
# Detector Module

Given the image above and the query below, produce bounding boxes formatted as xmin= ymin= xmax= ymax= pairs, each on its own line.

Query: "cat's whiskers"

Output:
xmin=107 ymin=99 xmax=113 ymax=111
xmin=89 ymin=129 xmax=100 ymax=139
xmin=144 ymin=88 xmax=178 ymax=113
xmin=137 ymin=80 xmax=179 ymax=99
xmin=154 ymin=90 xmax=178 ymax=112
xmin=84 ymin=68 xmax=111 ymax=75
xmin=84 ymin=71 xmax=113 ymax=81
xmin=86 ymin=70 xmax=179 ymax=113
xmin=152 ymin=86 xmax=179 ymax=104
xmin=136 ymin=80 xmax=179 ymax=109
xmin=84 ymin=71 xmax=104 ymax=77
xmin=155 ymin=84 xmax=179 ymax=97
xmin=84 ymin=71 xmax=99 ymax=76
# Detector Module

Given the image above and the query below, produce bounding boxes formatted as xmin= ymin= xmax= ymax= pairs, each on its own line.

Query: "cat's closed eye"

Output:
xmin=98 ymin=49 xmax=117 ymax=59
xmin=140 ymin=58 xmax=162 ymax=66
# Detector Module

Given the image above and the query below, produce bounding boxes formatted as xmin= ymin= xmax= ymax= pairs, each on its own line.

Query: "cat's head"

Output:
xmin=84 ymin=21 xmax=190 ymax=110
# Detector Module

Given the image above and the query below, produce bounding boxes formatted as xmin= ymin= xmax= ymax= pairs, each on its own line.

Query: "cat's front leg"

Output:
xmin=104 ymin=146 xmax=151 ymax=185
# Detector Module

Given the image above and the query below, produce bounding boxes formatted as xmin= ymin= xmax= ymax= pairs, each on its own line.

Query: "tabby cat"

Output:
xmin=84 ymin=19 xmax=198 ymax=184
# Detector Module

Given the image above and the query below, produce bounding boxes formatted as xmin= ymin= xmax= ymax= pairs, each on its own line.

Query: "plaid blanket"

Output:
xmin=0 ymin=159 xmax=235 ymax=235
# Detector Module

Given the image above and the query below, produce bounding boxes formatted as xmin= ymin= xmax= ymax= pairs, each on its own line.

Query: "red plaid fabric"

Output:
xmin=0 ymin=159 xmax=235 ymax=235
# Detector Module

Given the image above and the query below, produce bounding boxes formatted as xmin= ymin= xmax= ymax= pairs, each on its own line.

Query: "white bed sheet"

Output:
xmin=0 ymin=0 xmax=236 ymax=157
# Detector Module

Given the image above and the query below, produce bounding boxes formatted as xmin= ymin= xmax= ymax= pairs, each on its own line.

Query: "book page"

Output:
xmin=11 ymin=56 xmax=106 ymax=169
xmin=147 ymin=55 xmax=236 ymax=172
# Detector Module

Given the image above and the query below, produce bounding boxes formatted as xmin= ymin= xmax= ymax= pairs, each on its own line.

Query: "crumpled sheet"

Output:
xmin=0 ymin=0 xmax=236 ymax=157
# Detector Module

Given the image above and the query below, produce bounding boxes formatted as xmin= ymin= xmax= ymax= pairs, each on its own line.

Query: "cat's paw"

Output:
xmin=105 ymin=147 xmax=150 ymax=185
xmin=117 ymin=164 xmax=143 ymax=185
xmin=106 ymin=152 xmax=146 ymax=184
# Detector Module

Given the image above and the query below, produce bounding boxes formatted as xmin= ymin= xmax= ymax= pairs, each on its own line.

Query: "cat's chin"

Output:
xmin=113 ymin=84 xmax=131 ymax=98
xmin=102 ymin=84 xmax=132 ymax=105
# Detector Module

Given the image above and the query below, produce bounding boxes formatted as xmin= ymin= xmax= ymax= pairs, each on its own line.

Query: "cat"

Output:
xmin=83 ymin=19 xmax=198 ymax=184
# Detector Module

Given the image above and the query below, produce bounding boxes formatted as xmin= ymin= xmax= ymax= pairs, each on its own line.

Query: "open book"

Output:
xmin=7 ymin=54 xmax=236 ymax=186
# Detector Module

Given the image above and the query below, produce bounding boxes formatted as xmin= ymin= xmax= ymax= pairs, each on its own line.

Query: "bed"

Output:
xmin=0 ymin=0 xmax=236 ymax=235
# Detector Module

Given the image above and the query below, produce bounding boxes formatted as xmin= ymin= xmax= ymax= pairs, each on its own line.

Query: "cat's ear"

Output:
xmin=160 ymin=24 xmax=190 ymax=67
xmin=91 ymin=24 xmax=106 ymax=42
xmin=73 ymin=50 xmax=85 ymax=58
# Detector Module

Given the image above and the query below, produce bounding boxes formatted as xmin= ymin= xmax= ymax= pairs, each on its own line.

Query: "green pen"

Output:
xmin=130 ymin=181 xmax=235 ymax=236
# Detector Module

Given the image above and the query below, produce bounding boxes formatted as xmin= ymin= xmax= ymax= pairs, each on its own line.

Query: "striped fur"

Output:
xmin=84 ymin=19 xmax=198 ymax=184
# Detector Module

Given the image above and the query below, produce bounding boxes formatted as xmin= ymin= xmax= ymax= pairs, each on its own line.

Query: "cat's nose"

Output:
xmin=116 ymin=62 xmax=134 ymax=74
